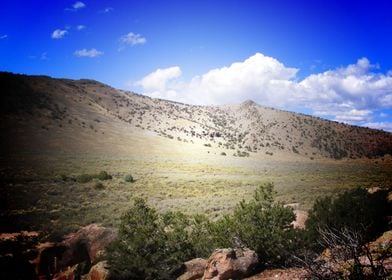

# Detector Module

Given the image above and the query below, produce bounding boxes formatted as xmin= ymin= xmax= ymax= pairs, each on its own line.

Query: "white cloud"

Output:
xmin=299 ymin=58 xmax=392 ymax=122
xmin=133 ymin=53 xmax=392 ymax=130
xmin=0 ymin=34 xmax=8 ymax=39
xmin=51 ymin=29 xmax=68 ymax=39
xmin=135 ymin=67 xmax=182 ymax=94
xmin=66 ymin=1 xmax=85 ymax=11
xmin=119 ymin=32 xmax=146 ymax=48
xmin=363 ymin=122 xmax=392 ymax=131
xmin=77 ymin=25 xmax=86 ymax=30
xmin=73 ymin=1 xmax=85 ymax=10
xmin=74 ymin=48 xmax=103 ymax=58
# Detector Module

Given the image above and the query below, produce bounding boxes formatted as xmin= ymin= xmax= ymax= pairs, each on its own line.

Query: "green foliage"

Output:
xmin=231 ymin=183 xmax=298 ymax=266
xmin=220 ymin=152 xmax=227 ymax=156
xmin=106 ymin=183 xmax=299 ymax=279
xmin=96 ymin=171 xmax=112 ymax=180
xmin=305 ymin=187 xmax=390 ymax=251
xmin=76 ymin=174 xmax=93 ymax=183
xmin=106 ymin=198 xmax=195 ymax=280
xmin=124 ymin=174 xmax=134 ymax=183
xmin=76 ymin=171 xmax=112 ymax=183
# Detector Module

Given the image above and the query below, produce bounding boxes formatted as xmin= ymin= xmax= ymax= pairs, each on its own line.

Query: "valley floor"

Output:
xmin=1 ymin=150 xmax=391 ymax=236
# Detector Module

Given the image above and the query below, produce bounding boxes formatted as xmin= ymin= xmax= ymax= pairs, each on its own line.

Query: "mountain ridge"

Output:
xmin=1 ymin=71 xmax=391 ymax=159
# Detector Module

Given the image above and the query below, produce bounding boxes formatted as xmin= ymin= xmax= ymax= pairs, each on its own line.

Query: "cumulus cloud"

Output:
xmin=119 ymin=32 xmax=146 ymax=49
xmin=51 ymin=29 xmax=68 ymax=39
xmin=133 ymin=53 xmax=392 ymax=131
xmin=135 ymin=67 xmax=182 ymax=98
xmin=74 ymin=48 xmax=103 ymax=58
xmin=76 ymin=25 xmax=86 ymax=30
xmin=299 ymin=58 xmax=392 ymax=123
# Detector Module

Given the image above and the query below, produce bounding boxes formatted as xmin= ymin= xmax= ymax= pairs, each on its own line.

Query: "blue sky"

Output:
xmin=1 ymin=0 xmax=392 ymax=131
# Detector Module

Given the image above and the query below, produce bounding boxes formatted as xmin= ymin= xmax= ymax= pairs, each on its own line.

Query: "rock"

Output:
xmin=177 ymin=258 xmax=207 ymax=280
xmin=245 ymin=268 xmax=307 ymax=280
xmin=292 ymin=210 xmax=308 ymax=229
xmin=202 ymin=248 xmax=259 ymax=280
xmin=60 ymin=224 xmax=116 ymax=267
xmin=86 ymin=261 xmax=109 ymax=280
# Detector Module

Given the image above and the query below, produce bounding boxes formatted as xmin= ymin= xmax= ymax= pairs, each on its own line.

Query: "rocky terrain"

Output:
xmin=1 ymin=72 xmax=392 ymax=160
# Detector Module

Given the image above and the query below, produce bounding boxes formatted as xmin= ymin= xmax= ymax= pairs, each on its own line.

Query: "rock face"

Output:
xmin=61 ymin=224 xmax=116 ymax=266
xmin=202 ymin=248 xmax=259 ymax=280
xmin=177 ymin=258 xmax=207 ymax=280
xmin=86 ymin=261 xmax=109 ymax=280
xmin=24 ymin=224 xmax=115 ymax=280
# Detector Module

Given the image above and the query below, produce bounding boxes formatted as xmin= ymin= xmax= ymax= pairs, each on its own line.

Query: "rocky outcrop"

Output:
xmin=202 ymin=248 xmax=259 ymax=280
xmin=177 ymin=258 xmax=207 ymax=280
xmin=86 ymin=261 xmax=109 ymax=280
xmin=60 ymin=224 xmax=116 ymax=266
xmin=0 ymin=224 xmax=115 ymax=280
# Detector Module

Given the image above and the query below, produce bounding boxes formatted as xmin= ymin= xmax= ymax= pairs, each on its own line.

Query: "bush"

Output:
xmin=96 ymin=171 xmax=112 ymax=181
xmin=106 ymin=183 xmax=301 ymax=279
xmin=220 ymin=152 xmax=226 ymax=156
xmin=230 ymin=183 xmax=298 ymax=266
xmin=124 ymin=174 xmax=134 ymax=183
xmin=305 ymin=187 xmax=390 ymax=251
xmin=106 ymin=199 xmax=195 ymax=280
xmin=76 ymin=174 xmax=93 ymax=183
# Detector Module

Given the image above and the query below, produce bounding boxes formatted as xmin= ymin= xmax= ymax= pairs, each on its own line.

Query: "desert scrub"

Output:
xmin=124 ymin=174 xmax=134 ymax=183
xmin=76 ymin=173 xmax=93 ymax=183
xmin=96 ymin=171 xmax=112 ymax=180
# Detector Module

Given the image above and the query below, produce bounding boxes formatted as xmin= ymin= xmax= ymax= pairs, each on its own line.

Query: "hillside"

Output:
xmin=1 ymin=72 xmax=391 ymax=160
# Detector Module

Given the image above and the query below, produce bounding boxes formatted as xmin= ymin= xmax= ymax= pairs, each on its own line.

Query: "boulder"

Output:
xmin=177 ymin=258 xmax=207 ymax=280
xmin=86 ymin=261 xmax=109 ymax=280
xmin=202 ymin=248 xmax=259 ymax=280
xmin=60 ymin=224 xmax=116 ymax=267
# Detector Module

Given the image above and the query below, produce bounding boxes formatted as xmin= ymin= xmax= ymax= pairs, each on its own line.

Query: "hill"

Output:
xmin=1 ymin=72 xmax=391 ymax=160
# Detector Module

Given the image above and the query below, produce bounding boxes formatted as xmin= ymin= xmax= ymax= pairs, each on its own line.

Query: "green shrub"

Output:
xmin=305 ymin=187 xmax=390 ymax=251
xmin=96 ymin=171 xmax=112 ymax=181
xmin=220 ymin=152 xmax=226 ymax=156
xmin=230 ymin=183 xmax=298 ymax=266
xmin=106 ymin=183 xmax=300 ymax=279
xmin=106 ymin=199 xmax=195 ymax=280
xmin=124 ymin=174 xmax=134 ymax=183
xmin=76 ymin=174 xmax=93 ymax=183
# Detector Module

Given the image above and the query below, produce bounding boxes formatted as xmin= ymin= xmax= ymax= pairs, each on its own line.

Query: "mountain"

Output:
xmin=1 ymin=71 xmax=392 ymax=159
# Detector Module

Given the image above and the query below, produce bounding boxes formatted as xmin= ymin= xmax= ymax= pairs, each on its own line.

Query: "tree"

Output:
xmin=231 ymin=183 xmax=298 ymax=266
xmin=106 ymin=198 xmax=194 ymax=280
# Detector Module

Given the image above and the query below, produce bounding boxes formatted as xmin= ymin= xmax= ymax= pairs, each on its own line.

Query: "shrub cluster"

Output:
xmin=106 ymin=185 xmax=390 ymax=280
xmin=74 ymin=171 xmax=113 ymax=183
xmin=106 ymin=183 xmax=299 ymax=279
